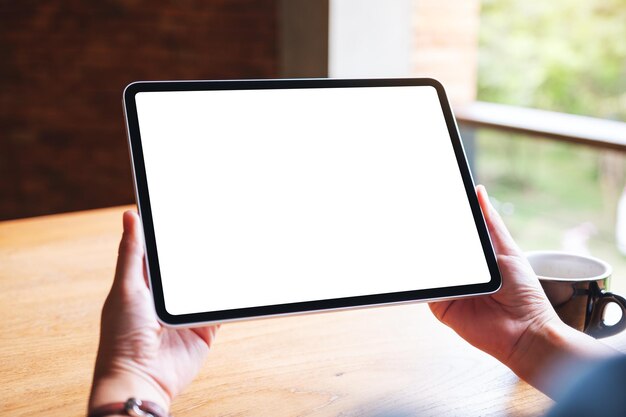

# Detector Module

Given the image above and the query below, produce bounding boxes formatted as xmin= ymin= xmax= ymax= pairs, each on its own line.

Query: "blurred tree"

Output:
xmin=478 ymin=0 xmax=626 ymax=121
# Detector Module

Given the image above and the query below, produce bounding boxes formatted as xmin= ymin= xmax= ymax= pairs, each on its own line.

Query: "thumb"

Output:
xmin=476 ymin=185 xmax=523 ymax=257
xmin=112 ymin=210 xmax=148 ymax=295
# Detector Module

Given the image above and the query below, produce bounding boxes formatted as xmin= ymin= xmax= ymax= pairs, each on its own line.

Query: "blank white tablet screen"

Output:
xmin=135 ymin=86 xmax=491 ymax=315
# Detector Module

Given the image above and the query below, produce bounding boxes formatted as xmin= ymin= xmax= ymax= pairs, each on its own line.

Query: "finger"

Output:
xmin=476 ymin=185 xmax=523 ymax=257
xmin=112 ymin=210 xmax=148 ymax=295
xmin=428 ymin=300 xmax=452 ymax=323
xmin=143 ymin=260 xmax=150 ymax=288
xmin=191 ymin=325 xmax=220 ymax=347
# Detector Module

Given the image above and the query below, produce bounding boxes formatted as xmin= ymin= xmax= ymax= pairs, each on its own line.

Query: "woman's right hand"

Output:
xmin=430 ymin=185 xmax=616 ymax=397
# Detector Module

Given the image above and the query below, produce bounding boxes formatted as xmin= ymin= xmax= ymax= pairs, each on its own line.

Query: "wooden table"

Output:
xmin=2 ymin=206 xmax=625 ymax=417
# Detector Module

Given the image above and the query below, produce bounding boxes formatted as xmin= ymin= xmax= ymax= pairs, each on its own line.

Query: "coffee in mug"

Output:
xmin=526 ymin=251 xmax=626 ymax=338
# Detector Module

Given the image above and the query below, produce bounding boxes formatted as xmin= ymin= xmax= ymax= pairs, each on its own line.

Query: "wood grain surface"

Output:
xmin=1 ymin=206 xmax=624 ymax=416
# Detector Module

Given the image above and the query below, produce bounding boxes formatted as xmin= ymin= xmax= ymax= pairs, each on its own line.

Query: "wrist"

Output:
xmin=506 ymin=316 xmax=618 ymax=398
xmin=506 ymin=316 xmax=567 ymax=382
xmin=89 ymin=367 xmax=171 ymax=414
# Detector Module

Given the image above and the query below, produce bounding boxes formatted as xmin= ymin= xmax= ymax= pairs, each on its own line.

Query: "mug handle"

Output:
xmin=587 ymin=291 xmax=626 ymax=338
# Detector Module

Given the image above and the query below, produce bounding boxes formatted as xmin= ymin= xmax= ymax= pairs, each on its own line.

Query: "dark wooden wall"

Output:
xmin=0 ymin=1 xmax=279 ymax=220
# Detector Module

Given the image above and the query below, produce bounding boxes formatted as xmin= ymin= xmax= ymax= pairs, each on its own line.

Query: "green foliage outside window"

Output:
xmin=475 ymin=0 xmax=626 ymax=291
xmin=479 ymin=0 xmax=625 ymax=121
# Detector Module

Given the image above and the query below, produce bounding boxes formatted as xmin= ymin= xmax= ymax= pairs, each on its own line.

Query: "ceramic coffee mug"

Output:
xmin=527 ymin=251 xmax=626 ymax=338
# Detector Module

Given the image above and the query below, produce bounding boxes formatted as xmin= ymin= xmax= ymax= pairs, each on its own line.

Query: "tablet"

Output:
xmin=123 ymin=78 xmax=501 ymax=326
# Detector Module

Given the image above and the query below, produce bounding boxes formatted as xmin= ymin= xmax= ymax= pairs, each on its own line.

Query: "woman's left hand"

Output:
xmin=89 ymin=210 xmax=218 ymax=413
